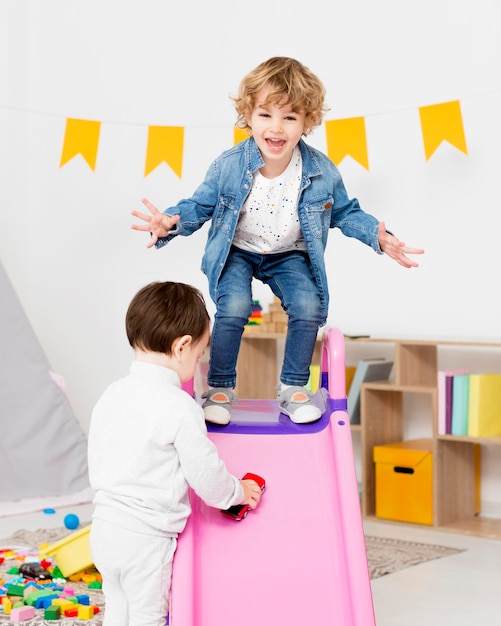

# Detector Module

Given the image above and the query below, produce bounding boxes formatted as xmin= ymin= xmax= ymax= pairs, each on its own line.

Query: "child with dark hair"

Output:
xmin=132 ymin=57 xmax=424 ymax=426
xmin=88 ymin=281 xmax=262 ymax=626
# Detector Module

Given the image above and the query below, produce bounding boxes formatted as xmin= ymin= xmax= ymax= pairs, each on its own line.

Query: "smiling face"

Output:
xmin=248 ymin=87 xmax=306 ymax=178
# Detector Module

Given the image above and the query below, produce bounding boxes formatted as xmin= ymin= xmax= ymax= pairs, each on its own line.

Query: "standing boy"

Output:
xmin=132 ymin=57 xmax=424 ymax=426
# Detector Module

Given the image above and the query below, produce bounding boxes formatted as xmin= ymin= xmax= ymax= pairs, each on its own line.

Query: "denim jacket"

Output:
xmin=156 ymin=137 xmax=382 ymax=323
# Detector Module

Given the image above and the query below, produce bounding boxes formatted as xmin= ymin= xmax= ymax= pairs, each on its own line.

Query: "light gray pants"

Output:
xmin=90 ymin=518 xmax=177 ymax=626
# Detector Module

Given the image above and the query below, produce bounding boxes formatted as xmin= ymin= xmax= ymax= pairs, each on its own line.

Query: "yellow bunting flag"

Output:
xmin=325 ymin=117 xmax=369 ymax=170
xmin=419 ymin=101 xmax=467 ymax=160
xmin=60 ymin=118 xmax=101 ymax=170
xmin=144 ymin=125 xmax=184 ymax=178
xmin=233 ymin=127 xmax=249 ymax=145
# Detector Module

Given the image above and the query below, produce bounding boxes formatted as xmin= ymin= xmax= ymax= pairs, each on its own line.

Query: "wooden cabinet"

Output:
xmin=236 ymin=331 xmax=501 ymax=539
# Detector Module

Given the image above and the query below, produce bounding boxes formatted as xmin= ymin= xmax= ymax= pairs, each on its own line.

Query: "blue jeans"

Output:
xmin=208 ymin=246 xmax=323 ymax=389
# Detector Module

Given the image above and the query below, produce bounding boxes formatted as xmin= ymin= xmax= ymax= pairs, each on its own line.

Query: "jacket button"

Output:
xmin=243 ymin=183 xmax=249 ymax=189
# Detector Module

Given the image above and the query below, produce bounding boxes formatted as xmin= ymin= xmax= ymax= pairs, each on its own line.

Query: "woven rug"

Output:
xmin=0 ymin=527 xmax=463 ymax=624
xmin=364 ymin=534 xmax=463 ymax=579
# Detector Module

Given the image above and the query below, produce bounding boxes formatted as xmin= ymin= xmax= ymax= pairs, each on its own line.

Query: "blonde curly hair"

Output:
xmin=232 ymin=57 xmax=329 ymax=136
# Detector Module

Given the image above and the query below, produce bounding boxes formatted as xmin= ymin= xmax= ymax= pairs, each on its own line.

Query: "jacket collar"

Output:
xmin=245 ymin=136 xmax=322 ymax=183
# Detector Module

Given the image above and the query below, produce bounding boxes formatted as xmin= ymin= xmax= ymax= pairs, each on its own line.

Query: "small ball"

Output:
xmin=63 ymin=513 xmax=80 ymax=530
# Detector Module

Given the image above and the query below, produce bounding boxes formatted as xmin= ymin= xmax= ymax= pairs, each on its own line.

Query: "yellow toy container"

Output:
xmin=40 ymin=524 xmax=93 ymax=577
xmin=373 ymin=438 xmax=433 ymax=525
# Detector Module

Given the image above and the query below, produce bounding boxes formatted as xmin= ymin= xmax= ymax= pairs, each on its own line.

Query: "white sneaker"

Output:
xmin=277 ymin=386 xmax=322 ymax=424
xmin=201 ymin=388 xmax=236 ymax=425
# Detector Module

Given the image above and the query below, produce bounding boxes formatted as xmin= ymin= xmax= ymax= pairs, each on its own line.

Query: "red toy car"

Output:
xmin=221 ymin=472 xmax=266 ymax=520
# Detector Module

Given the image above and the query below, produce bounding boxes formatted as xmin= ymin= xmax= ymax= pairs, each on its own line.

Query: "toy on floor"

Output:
xmin=40 ymin=525 xmax=93 ymax=577
xmin=19 ymin=562 xmax=52 ymax=581
xmin=63 ymin=513 xmax=80 ymax=530
xmin=43 ymin=508 xmax=56 ymax=515
xmin=0 ymin=545 xmax=102 ymax=621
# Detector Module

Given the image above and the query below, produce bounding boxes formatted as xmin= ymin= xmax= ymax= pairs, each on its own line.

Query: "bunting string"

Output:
xmin=56 ymin=100 xmax=468 ymax=174
xmin=2 ymin=89 xmax=495 ymax=175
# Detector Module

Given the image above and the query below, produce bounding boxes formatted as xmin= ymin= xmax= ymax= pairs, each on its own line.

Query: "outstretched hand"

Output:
xmin=378 ymin=222 xmax=424 ymax=268
xmin=131 ymin=198 xmax=180 ymax=248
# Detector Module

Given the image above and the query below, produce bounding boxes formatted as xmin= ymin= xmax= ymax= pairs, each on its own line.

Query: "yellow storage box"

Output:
xmin=40 ymin=524 xmax=93 ymax=577
xmin=373 ymin=438 xmax=433 ymax=525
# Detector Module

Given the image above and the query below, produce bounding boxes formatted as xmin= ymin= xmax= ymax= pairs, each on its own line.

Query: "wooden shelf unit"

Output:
xmin=237 ymin=331 xmax=501 ymax=539
xmin=360 ymin=338 xmax=501 ymax=540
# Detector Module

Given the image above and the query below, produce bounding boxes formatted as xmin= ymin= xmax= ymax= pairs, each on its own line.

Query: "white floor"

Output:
xmin=1 ymin=503 xmax=500 ymax=625
xmin=364 ymin=518 xmax=501 ymax=626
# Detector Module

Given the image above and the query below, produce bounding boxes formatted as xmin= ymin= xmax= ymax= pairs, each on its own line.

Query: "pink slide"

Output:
xmin=171 ymin=328 xmax=375 ymax=626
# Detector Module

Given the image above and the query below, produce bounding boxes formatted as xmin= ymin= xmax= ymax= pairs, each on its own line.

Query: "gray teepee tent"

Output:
xmin=0 ymin=262 xmax=90 ymax=501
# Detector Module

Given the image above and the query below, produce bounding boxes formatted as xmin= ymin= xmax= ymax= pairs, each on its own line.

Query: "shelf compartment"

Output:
xmin=361 ymin=387 xmax=403 ymax=518
xmin=361 ymin=384 xmax=437 ymax=520
xmin=434 ymin=438 xmax=478 ymax=528
xmin=395 ymin=342 xmax=438 ymax=387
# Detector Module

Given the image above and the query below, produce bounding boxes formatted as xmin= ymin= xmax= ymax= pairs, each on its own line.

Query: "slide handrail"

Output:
xmin=321 ymin=327 xmax=347 ymax=408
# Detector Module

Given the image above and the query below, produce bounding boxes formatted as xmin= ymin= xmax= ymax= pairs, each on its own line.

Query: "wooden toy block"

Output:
xmin=25 ymin=589 xmax=56 ymax=606
xmin=81 ymin=573 xmax=97 ymax=583
xmin=52 ymin=597 xmax=75 ymax=612
xmin=76 ymin=593 xmax=90 ymax=605
xmin=88 ymin=580 xmax=102 ymax=589
xmin=6 ymin=584 xmax=25 ymax=597
xmin=64 ymin=607 xmax=79 ymax=617
xmin=36 ymin=594 xmax=59 ymax=609
xmin=270 ymin=312 xmax=287 ymax=322
xmin=1 ymin=597 xmax=12 ymax=614
xmin=78 ymin=604 xmax=95 ymax=619
xmin=10 ymin=605 xmax=35 ymax=622
xmin=65 ymin=596 xmax=78 ymax=604
xmin=44 ymin=604 xmax=61 ymax=620
xmin=2 ymin=550 xmax=16 ymax=559
xmin=23 ymin=584 xmax=39 ymax=598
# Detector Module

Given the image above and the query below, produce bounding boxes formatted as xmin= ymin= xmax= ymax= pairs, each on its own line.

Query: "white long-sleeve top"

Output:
xmin=87 ymin=361 xmax=243 ymax=537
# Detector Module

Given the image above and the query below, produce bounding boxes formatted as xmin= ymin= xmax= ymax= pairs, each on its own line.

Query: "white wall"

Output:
xmin=1 ymin=0 xmax=500 ymax=459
